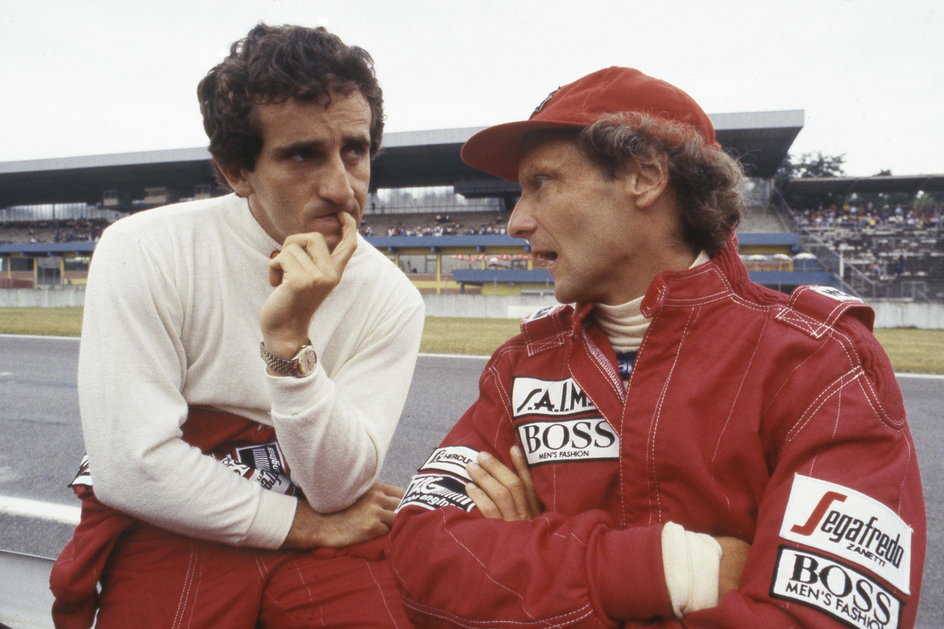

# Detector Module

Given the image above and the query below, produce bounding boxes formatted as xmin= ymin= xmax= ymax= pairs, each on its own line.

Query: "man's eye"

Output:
xmin=529 ymin=176 xmax=548 ymax=190
xmin=344 ymin=144 xmax=368 ymax=160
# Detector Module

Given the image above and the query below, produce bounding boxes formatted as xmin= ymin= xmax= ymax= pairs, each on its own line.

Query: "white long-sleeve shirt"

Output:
xmin=78 ymin=193 xmax=425 ymax=549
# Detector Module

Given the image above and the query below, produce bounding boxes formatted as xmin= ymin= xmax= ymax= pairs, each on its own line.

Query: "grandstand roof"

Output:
xmin=785 ymin=174 xmax=944 ymax=196
xmin=0 ymin=111 xmax=803 ymax=209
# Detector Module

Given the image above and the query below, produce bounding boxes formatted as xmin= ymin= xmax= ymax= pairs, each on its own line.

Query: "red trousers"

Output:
xmin=94 ymin=522 xmax=411 ymax=628
xmin=50 ymin=407 xmax=412 ymax=628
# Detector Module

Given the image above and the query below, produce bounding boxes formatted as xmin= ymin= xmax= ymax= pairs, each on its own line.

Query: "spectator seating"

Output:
xmin=792 ymin=204 xmax=944 ymax=300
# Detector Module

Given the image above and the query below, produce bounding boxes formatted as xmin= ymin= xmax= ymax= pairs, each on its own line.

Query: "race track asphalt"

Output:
xmin=1 ymin=335 xmax=941 ymax=627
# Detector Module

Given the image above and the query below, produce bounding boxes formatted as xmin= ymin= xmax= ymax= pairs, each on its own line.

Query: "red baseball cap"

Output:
xmin=461 ymin=66 xmax=717 ymax=183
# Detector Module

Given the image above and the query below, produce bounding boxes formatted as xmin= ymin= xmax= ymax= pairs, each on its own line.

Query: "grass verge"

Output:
xmin=0 ymin=307 xmax=84 ymax=337
xmin=420 ymin=317 xmax=521 ymax=356
xmin=873 ymin=328 xmax=944 ymax=375
xmin=0 ymin=307 xmax=941 ymax=374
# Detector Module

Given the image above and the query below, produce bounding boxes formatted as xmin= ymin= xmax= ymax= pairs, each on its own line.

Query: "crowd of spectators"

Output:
xmin=1 ymin=213 xmax=512 ymax=245
xmin=3 ymin=203 xmax=939 ymax=298
xmin=0 ymin=218 xmax=111 ymax=245
xmin=793 ymin=203 xmax=943 ymax=230
xmin=360 ymin=213 xmax=507 ymax=238
xmin=790 ymin=202 xmax=944 ymax=299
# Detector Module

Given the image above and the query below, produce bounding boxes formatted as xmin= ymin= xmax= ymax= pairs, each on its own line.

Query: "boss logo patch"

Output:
xmin=517 ymin=418 xmax=619 ymax=466
xmin=397 ymin=474 xmax=475 ymax=513
xmin=780 ymin=475 xmax=912 ymax=593
xmin=512 ymin=377 xmax=596 ymax=418
xmin=418 ymin=446 xmax=478 ymax=481
xmin=771 ymin=547 xmax=901 ymax=629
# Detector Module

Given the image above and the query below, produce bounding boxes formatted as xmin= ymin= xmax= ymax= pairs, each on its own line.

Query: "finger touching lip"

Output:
xmin=337 ymin=210 xmax=357 ymax=228
xmin=311 ymin=210 xmax=355 ymax=228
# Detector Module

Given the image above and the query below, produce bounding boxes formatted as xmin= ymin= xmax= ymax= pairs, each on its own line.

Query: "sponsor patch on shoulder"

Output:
xmin=512 ymin=376 xmax=596 ymax=418
xmin=524 ymin=305 xmax=563 ymax=322
xmin=397 ymin=474 xmax=475 ymax=513
xmin=771 ymin=547 xmax=901 ymax=629
xmin=808 ymin=285 xmax=862 ymax=303
xmin=780 ymin=474 xmax=912 ymax=593
xmin=418 ymin=446 xmax=478 ymax=481
xmin=517 ymin=418 xmax=619 ymax=466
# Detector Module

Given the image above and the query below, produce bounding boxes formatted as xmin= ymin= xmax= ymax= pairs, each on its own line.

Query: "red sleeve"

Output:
xmin=651 ymin=326 xmax=925 ymax=628
xmin=387 ymin=347 xmax=673 ymax=628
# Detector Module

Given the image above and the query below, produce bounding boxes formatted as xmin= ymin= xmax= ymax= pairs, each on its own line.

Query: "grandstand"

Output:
xmin=784 ymin=208 xmax=943 ymax=301
xmin=1 ymin=112 xmax=942 ymax=301
xmin=778 ymin=176 xmax=944 ymax=301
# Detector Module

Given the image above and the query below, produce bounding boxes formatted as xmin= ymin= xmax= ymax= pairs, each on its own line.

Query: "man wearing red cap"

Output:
xmin=388 ymin=67 xmax=925 ymax=627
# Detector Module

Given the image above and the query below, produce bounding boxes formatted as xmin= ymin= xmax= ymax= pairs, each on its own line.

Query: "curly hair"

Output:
xmin=578 ymin=113 xmax=744 ymax=256
xmin=197 ymin=23 xmax=384 ymax=183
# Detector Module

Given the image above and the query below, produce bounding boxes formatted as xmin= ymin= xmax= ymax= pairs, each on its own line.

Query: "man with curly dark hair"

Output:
xmin=389 ymin=67 xmax=925 ymax=628
xmin=50 ymin=23 xmax=423 ymax=628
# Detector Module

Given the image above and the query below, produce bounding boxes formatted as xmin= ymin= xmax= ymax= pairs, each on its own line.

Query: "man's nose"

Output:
xmin=318 ymin=156 xmax=355 ymax=205
xmin=507 ymin=200 xmax=536 ymax=239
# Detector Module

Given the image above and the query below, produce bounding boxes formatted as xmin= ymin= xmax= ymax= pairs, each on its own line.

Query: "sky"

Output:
xmin=2 ymin=0 xmax=942 ymax=176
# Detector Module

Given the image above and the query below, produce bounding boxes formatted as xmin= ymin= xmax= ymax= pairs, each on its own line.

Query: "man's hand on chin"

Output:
xmin=261 ymin=212 xmax=358 ymax=357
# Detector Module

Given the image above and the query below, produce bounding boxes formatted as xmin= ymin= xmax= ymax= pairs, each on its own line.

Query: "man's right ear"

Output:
xmin=215 ymin=161 xmax=254 ymax=198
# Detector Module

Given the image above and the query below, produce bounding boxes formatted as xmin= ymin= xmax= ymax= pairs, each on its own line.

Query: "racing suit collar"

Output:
xmin=640 ymin=234 xmax=745 ymax=318
xmin=522 ymin=234 xmax=746 ymax=353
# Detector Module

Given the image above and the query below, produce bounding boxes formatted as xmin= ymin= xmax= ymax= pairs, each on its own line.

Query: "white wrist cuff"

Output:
xmin=661 ymin=521 xmax=722 ymax=617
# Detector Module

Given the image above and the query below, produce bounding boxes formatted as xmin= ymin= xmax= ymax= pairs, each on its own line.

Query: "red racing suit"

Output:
xmin=388 ymin=239 xmax=925 ymax=628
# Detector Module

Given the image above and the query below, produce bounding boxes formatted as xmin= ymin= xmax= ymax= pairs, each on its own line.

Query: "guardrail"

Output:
xmin=0 ymin=550 xmax=55 ymax=629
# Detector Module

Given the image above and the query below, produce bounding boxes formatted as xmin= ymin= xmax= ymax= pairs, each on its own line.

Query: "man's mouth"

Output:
xmin=312 ymin=211 xmax=345 ymax=223
xmin=533 ymin=250 xmax=558 ymax=267
xmin=308 ymin=211 xmax=352 ymax=233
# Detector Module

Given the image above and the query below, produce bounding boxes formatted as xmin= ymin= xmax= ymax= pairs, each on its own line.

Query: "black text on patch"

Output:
xmin=809 ymin=285 xmax=862 ymax=302
xmin=771 ymin=547 xmax=901 ymax=629
xmin=418 ymin=446 xmax=478 ymax=481
xmin=512 ymin=377 xmax=596 ymax=418
xmin=516 ymin=418 xmax=619 ymax=466
xmin=396 ymin=474 xmax=475 ymax=513
xmin=780 ymin=474 xmax=912 ymax=593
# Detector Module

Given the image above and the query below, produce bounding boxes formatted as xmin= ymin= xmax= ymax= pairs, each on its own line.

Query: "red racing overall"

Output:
xmin=389 ymin=238 xmax=925 ymax=628
xmin=51 ymin=407 xmax=410 ymax=629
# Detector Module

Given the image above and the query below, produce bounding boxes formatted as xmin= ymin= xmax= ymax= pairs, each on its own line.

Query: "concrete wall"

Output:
xmin=423 ymin=294 xmax=944 ymax=329
xmin=872 ymin=300 xmax=944 ymax=330
xmin=423 ymin=293 xmax=560 ymax=320
xmin=2 ymin=288 xmax=943 ymax=329
xmin=0 ymin=286 xmax=86 ymax=307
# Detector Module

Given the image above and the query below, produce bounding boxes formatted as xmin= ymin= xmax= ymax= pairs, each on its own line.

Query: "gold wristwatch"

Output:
xmin=260 ymin=339 xmax=317 ymax=377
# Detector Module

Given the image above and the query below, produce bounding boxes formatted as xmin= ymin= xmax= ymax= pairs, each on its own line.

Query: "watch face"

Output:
xmin=297 ymin=346 xmax=317 ymax=376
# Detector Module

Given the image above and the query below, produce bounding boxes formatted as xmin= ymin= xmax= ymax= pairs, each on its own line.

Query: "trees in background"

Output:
xmin=777 ymin=152 xmax=943 ymax=212
xmin=775 ymin=151 xmax=847 ymax=209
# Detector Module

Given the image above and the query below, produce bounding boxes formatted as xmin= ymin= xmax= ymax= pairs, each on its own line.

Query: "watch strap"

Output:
xmin=260 ymin=339 xmax=315 ymax=377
